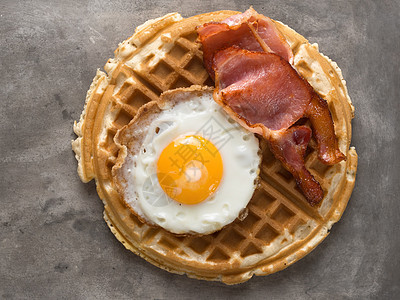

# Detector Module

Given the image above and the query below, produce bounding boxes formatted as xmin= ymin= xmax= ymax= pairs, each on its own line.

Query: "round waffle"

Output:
xmin=72 ymin=10 xmax=358 ymax=284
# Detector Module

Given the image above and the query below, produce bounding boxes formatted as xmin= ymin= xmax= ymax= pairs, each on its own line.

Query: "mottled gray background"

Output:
xmin=1 ymin=0 xmax=399 ymax=299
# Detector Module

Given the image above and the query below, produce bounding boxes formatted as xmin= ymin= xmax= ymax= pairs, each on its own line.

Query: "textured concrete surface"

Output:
xmin=1 ymin=0 xmax=399 ymax=298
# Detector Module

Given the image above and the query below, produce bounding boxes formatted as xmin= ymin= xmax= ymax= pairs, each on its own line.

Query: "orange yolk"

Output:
xmin=157 ymin=135 xmax=223 ymax=205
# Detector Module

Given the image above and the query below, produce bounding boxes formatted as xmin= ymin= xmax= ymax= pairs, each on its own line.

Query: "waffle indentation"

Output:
xmin=251 ymin=189 xmax=276 ymax=211
xmin=131 ymin=214 xmax=144 ymax=228
xmin=171 ymin=76 xmax=192 ymax=89
xmin=151 ymin=60 xmax=174 ymax=79
xmin=239 ymin=211 xmax=261 ymax=231
xmin=132 ymin=71 xmax=163 ymax=96
xmin=289 ymin=218 xmax=306 ymax=234
xmin=105 ymin=130 xmax=116 ymax=151
xmin=271 ymin=205 xmax=295 ymax=225
xmin=185 ymin=56 xmax=206 ymax=74
xmin=126 ymin=89 xmax=152 ymax=108
xmin=182 ymin=32 xmax=198 ymax=42
xmin=207 ymin=247 xmax=229 ymax=261
xmin=187 ymin=237 xmax=212 ymax=254
xmin=241 ymin=242 xmax=263 ymax=257
xmin=255 ymin=223 xmax=279 ymax=243
xmin=115 ymin=109 xmax=134 ymax=127
xmin=106 ymin=158 xmax=115 ymax=173
xmin=141 ymin=227 xmax=159 ymax=242
xmin=220 ymin=229 xmax=246 ymax=250
xmin=277 ymin=166 xmax=295 ymax=183
xmin=159 ymin=236 xmax=179 ymax=250
xmin=168 ymin=44 xmax=188 ymax=61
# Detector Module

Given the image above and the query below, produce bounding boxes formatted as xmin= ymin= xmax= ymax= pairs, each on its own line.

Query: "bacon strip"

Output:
xmin=213 ymin=47 xmax=323 ymax=203
xmin=307 ymin=95 xmax=346 ymax=165
xmin=197 ymin=7 xmax=293 ymax=79
xmin=213 ymin=47 xmax=312 ymax=132
xmin=198 ymin=22 xmax=262 ymax=78
xmin=269 ymin=126 xmax=324 ymax=206
xmin=221 ymin=8 xmax=293 ymax=64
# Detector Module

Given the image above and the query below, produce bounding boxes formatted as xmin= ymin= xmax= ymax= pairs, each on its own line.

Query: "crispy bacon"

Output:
xmin=197 ymin=8 xmax=345 ymax=205
xmin=197 ymin=7 xmax=293 ymax=79
xmin=269 ymin=126 xmax=324 ymax=206
xmin=306 ymin=95 xmax=346 ymax=165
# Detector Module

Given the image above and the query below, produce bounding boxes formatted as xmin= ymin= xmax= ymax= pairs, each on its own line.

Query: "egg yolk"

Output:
xmin=157 ymin=135 xmax=223 ymax=205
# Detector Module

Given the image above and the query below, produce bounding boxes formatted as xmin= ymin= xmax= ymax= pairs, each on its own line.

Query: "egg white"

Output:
xmin=121 ymin=92 xmax=260 ymax=234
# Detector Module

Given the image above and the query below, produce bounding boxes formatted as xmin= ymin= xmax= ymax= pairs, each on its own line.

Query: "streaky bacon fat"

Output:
xmin=213 ymin=47 xmax=313 ymax=131
xmin=197 ymin=7 xmax=293 ymax=79
xmin=220 ymin=7 xmax=294 ymax=64
xmin=198 ymin=22 xmax=263 ymax=78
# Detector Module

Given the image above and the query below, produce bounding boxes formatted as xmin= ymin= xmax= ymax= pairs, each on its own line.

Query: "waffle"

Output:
xmin=72 ymin=10 xmax=358 ymax=284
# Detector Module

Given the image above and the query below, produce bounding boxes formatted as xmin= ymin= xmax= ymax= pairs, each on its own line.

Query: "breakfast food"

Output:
xmin=72 ymin=9 xmax=357 ymax=284
xmin=112 ymin=86 xmax=261 ymax=234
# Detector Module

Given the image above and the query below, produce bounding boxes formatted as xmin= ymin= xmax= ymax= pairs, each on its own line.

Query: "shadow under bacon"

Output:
xmin=197 ymin=7 xmax=345 ymax=206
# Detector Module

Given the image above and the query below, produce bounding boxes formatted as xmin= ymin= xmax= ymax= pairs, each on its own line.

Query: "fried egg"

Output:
xmin=113 ymin=87 xmax=260 ymax=235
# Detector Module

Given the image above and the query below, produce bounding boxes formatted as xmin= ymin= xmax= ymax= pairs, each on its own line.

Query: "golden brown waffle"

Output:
xmin=72 ymin=10 xmax=358 ymax=284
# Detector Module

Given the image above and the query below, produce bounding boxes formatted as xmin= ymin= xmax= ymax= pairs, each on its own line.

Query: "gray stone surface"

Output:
xmin=1 ymin=0 xmax=399 ymax=298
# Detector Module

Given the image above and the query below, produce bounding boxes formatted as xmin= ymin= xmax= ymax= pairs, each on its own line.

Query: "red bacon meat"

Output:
xmin=197 ymin=7 xmax=293 ymax=79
